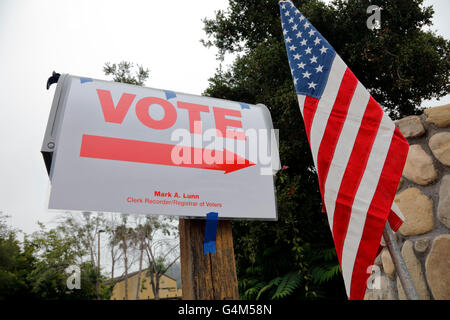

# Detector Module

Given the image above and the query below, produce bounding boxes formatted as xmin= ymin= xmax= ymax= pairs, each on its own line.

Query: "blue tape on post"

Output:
xmin=203 ymin=212 xmax=219 ymax=255
xmin=164 ymin=90 xmax=177 ymax=100
xmin=239 ymin=102 xmax=250 ymax=110
xmin=80 ymin=77 xmax=93 ymax=84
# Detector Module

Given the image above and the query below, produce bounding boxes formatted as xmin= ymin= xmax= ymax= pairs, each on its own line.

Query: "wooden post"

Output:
xmin=382 ymin=221 xmax=419 ymax=300
xmin=179 ymin=218 xmax=239 ymax=300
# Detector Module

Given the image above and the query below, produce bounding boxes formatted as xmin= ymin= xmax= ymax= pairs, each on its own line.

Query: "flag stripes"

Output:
xmin=333 ymin=96 xmax=384 ymax=263
xmin=302 ymin=96 xmax=319 ymax=144
xmin=349 ymin=125 xmax=408 ymax=299
xmin=323 ymin=82 xmax=370 ymax=230
xmin=316 ymin=68 xmax=358 ymax=206
xmin=309 ymin=57 xmax=348 ymax=166
xmin=340 ymin=110 xmax=394 ymax=298
xmin=279 ymin=0 xmax=409 ymax=300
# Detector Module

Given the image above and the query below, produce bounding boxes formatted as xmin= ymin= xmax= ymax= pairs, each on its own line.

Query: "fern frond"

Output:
xmin=311 ymin=264 xmax=341 ymax=284
xmin=242 ymin=282 xmax=265 ymax=300
xmin=322 ymin=248 xmax=337 ymax=261
xmin=271 ymin=272 xmax=302 ymax=300
xmin=310 ymin=247 xmax=337 ymax=263
xmin=256 ymin=276 xmax=281 ymax=300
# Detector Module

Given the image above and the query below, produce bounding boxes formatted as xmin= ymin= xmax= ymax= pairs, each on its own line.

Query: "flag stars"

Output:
xmin=302 ymin=71 xmax=311 ymax=79
xmin=308 ymin=82 xmax=317 ymax=89
xmin=281 ymin=2 xmax=335 ymax=96
xmin=319 ymin=46 xmax=328 ymax=54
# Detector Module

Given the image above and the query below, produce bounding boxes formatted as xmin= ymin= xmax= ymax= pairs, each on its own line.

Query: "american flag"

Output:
xmin=279 ymin=1 xmax=409 ymax=299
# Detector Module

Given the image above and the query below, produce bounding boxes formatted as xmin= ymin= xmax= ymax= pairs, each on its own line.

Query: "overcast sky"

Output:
xmin=0 ymin=0 xmax=448 ymax=235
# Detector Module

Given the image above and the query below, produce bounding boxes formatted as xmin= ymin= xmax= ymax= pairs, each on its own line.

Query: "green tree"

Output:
xmin=103 ymin=61 xmax=150 ymax=86
xmin=0 ymin=213 xmax=36 ymax=299
xmin=202 ymin=0 xmax=448 ymax=299
xmin=112 ymin=215 xmax=134 ymax=300
xmin=56 ymin=212 xmax=112 ymax=299
xmin=132 ymin=218 xmax=150 ymax=300
xmin=27 ymin=222 xmax=111 ymax=300
xmin=107 ymin=214 xmax=179 ymax=300
xmin=203 ymin=0 xmax=449 ymax=118
xmin=0 ymin=212 xmax=112 ymax=300
xmin=142 ymin=216 xmax=179 ymax=300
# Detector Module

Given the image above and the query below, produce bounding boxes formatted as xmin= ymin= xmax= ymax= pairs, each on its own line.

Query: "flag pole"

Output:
xmin=382 ymin=221 xmax=420 ymax=300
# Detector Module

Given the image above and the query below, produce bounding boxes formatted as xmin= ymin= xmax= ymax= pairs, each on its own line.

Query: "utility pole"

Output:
xmin=97 ymin=229 xmax=105 ymax=300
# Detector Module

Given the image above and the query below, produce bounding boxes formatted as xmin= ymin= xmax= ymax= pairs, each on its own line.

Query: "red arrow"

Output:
xmin=80 ymin=134 xmax=255 ymax=174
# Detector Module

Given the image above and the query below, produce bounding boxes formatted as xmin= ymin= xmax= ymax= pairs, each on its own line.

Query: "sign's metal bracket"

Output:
xmin=46 ymin=71 xmax=60 ymax=90
xmin=41 ymin=72 xmax=69 ymax=175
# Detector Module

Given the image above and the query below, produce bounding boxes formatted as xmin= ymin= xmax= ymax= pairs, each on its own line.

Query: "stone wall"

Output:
xmin=365 ymin=104 xmax=450 ymax=300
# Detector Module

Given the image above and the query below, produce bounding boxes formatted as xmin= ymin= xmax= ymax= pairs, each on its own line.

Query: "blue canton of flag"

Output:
xmin=280 ymin=1 xmax=335 ymax=99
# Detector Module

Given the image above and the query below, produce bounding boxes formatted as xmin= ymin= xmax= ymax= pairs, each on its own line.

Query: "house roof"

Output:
xmin=106 ymin=269 xmax=177 ymax=285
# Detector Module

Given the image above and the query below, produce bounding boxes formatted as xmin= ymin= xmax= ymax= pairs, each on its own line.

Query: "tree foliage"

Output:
xmin=202 ymin=0 xmax=448 ymax=299
xmin=0 ymin=210 xmax=179 ymax=300
xmin=142 ymin=216 xmax=179 ymax=300
xmin=27 ymin=222 xmax=111 ymax=300
xmin=0 ymin=213 xmax=35 ymax=299
xmin=203 ymin=0 xmax=449 ymax=118
xmin=0 ymin=213 xmax=111 ymax=300
xmin=103 ymin=61 xmax=150 ymax=86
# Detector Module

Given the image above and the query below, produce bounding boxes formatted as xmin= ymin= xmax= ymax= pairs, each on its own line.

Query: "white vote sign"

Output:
xmin=44 ymin=75 xmax=279 ymax=219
